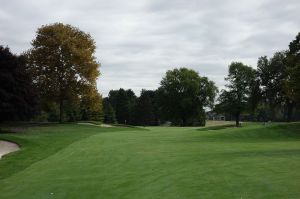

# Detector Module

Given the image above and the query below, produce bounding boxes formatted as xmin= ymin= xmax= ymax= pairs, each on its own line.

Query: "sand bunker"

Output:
xmin=0 ymin=140 xmax=20 ymax=159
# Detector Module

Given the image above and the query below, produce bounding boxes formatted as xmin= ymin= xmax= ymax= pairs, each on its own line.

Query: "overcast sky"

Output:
xmin=1 ymin=0 xmax=300 ymax=96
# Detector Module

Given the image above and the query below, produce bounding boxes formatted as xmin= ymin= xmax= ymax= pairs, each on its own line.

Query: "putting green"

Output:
xmin=0 ymin=123 xmax=299 ymax=199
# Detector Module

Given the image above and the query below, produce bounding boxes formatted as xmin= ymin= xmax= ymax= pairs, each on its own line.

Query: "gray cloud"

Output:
xmin=1 ymin=0 xmax=299 ymax=96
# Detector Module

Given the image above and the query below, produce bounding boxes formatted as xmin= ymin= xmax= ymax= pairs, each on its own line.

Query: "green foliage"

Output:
xmin=157 ymin=68 xmax=217 ymax=126
xmin=2 ymin=25 xmax=300 ymax=125
xmin=0 ymin=46 xmax=38 ymax=121
xmin=253 ymin=104 xmax=270 ymax=122
xmin=257 ymin=52 xmax=287 ymax=114
xmin=257 ymin=50 xmax=297 ymax=122
xmin=133 ymin=90 xmax=158 ymax=126
xmin=105 ymin=89 xmax=161 ymax=126
xmin=44 ymin=101 xmax=60 ymax=121
xmin=217 ymin=62 xmax=256 ymax=126
xmin=107 ymin=89 xmax=137 ymax=124
xmin=103 ymin=98 xmax=117 ymax=124
xmin=286 ymin=32 xmax=300 ymax=104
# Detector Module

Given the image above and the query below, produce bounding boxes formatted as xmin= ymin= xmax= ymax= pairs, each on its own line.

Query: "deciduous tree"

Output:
xmin=257 ymin=52 xmax=287 ymax=120
xmin=218 ymin=62 xmax=256 ymax=127
xmin=28 ymin=23 xmax=100 ymax=122
xmin=157 ymin=68 xmax=217 ymax=126
xmin=286 ymin=32 xmax=300 ymax=104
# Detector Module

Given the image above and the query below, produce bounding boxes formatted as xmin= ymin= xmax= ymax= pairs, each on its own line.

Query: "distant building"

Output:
xmin=206 ymin=111 xmax=225 ymax=121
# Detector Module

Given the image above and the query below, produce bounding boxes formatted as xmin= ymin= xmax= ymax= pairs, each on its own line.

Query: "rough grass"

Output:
xmin=0 ymin=122 xmax=299 ymax=199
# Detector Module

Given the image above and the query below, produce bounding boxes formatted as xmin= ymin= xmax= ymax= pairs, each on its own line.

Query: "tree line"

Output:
xmin=216 ymin=36 xmax=300 ymax=126
xmin=103 ymin=33 xmax=300 ymax=127
xmin=1 ymin=22 xmax=299 ymax=126
xmin=103 ymin=68 xmax=217 ymax=126
xmin=1 ymin=23 xmax=102 ymax=123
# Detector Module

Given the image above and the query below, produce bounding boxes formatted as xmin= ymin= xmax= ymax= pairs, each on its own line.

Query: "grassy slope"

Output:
xmin=0 ymin=124 xmax=131 ymax=179
xmin=0 ymin=123 xmax=299 ymax=199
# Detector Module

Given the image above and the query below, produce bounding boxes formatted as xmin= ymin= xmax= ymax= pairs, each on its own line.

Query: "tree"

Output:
xmin=0 ymin=46 xmax=38 ymax=121
xmin=157 ymin=68 xmax=217 ymax=126
xmin=214 ymin=90 xmax=235 ymax=120
xmin=107 ymin=89 xmax=137 ymax=124
xmin=286 ymin=32 xmax=300 ymax=104
xmin=115 ymin=89 xmax=131 ymax=124
xmin=248 ymin=71 xmax=261 ymax=119
xmin=125 ymin=89 xmax=137 ymax=124
xmin=257 ymin=52 xmax=287 ymax=120
xmin=102 ymin=98 xmax=117 ymax=124
xmin=133 ymin=90 xmax=156 ymax=126
xmin=218 ymin=62 xmax=256 ymax=127
xmin=80 ymin=86 xmax=103 ymax=121
xmin=28 ymin=23 xmax=100 ymax=122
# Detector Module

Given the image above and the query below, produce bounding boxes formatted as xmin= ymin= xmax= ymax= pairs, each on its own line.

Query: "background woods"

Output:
xmin=1 ymin=23 xmax=300 ymax=126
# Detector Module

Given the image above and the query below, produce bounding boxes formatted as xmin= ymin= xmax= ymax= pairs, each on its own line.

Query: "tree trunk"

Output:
xmin=235 ymin=112 xmax=240 ymax=127
xmin=59 ymin=97 xmax=63 ymax=123
xmin=287 ymin=100 xmax=294 ymax=122
xmin=182 ymin=116 xmax=187 ymax=127
xmin=270 ymin=102 xmax=276 ymax=122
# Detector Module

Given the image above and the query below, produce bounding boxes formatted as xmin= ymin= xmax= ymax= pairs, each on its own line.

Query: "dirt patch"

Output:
xmin=0 ymin=140 xmax=20 ymax=159
xmin=77 ymin=122 xmax=113 ymax=127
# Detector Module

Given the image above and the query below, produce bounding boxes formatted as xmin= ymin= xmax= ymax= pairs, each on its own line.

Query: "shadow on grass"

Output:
xmin=197 ymin=124 xmax=236 ymax=131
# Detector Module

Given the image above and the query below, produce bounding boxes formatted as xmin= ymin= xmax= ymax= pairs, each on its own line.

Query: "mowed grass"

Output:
xmin=0 ymin=123 xmax=299 ymax=199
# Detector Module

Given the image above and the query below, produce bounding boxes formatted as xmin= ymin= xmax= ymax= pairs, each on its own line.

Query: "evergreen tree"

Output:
xmin=133 ymin=90 xmax=156 ymax=126
xmin=0 ymin=46 xmax=38 ymax=121
xmin=103 ymin=98 xmax=116 ymax=124
xmin=107 ymin=89 xmax=136 ymax=124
